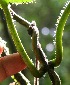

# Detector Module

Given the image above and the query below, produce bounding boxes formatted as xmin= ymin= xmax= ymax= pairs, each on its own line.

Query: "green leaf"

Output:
xmin=0 ymin=0 xmax=34 ymax=8
xmin=0 ymin=4 xmax=1 ymax=8
xmin=5 ymin=0 xmax=33 ymax=3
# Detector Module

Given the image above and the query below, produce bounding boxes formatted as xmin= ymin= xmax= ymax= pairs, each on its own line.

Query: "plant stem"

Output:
xmin=34 ymin=59 xmax=39 ymax=85
xmin=0 ymin=0 xmax=43 ymax=77
xmin=52 ymin=1 xmax=70 ymax=67
xmin=48 ymin=68 xmax=61 ymax=85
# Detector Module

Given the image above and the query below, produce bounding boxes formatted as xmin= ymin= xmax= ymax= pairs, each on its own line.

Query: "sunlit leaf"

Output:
xmin=6 ymin=0 xmax=33 ymax=3
xmin=0 ymin=0 xmax=34 ymax=8
xmin=0 ymin=5 xmax=1 ymax=8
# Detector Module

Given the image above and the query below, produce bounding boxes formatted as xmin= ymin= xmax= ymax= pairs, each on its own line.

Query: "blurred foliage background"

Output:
xmin=0 ymin=0 xmax=70 ymax=85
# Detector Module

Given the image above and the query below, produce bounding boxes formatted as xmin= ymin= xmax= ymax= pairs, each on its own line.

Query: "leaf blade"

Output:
xmin=6 ymin=0 xmax=33 ymax=3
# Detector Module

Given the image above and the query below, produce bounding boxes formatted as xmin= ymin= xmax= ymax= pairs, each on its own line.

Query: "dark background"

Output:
xmin=0 ymin=0 xmax=70 ymax=85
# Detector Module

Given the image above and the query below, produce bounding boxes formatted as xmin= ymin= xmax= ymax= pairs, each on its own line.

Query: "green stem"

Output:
xmin=48 ymin=69 xmax=61 ymax=85
xmin=12 ymin=72 xmax=31 ymax=85
xmin=52 ymin=1 xmax=70 ymax=66
xmin=0 ymin=0 xmax=42 ymax=77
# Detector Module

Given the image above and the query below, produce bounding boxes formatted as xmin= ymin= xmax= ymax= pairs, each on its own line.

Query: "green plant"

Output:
xmin=0 ymin=0 xmax=70 ymax=85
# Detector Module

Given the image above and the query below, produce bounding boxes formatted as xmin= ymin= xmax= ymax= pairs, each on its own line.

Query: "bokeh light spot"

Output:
xmin=46 ymin=43 xmax=54 ymax=52
xmin=41 ymin=27 xmax=49 ymax=35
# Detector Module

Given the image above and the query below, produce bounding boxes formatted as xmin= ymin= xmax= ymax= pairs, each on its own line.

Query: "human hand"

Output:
xmin=0 ymin=53 xmax=27 ymax=82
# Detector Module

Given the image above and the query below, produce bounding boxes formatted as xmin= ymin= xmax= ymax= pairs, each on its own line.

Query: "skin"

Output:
xmin=0 ymin=53 xmax=27 ymax=82
xmin=0 ymin=42 xmax=3 ymax=54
